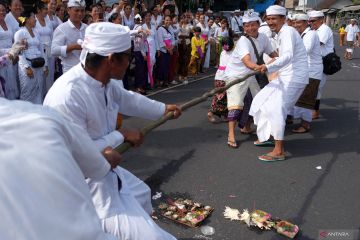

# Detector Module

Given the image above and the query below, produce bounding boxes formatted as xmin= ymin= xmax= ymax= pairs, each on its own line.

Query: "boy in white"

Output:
xmin=344 ymin=19 xmax=360 ymax=60
xmin=224 ymin=11 xmax=276 ymax=148
xmin=251 ymin=5 xmax=309 ymax=161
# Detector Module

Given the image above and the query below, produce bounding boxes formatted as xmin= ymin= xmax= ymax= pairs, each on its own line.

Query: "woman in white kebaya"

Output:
xmin=15 ymin=10 xmax=48 ymax=104
xmin=35 ymin=1 xmax=54 ymax=95
xmin=197 ymin=14 xmax=210 ymax=72
xmin=0 ymin=1 xmax=18 ymax=99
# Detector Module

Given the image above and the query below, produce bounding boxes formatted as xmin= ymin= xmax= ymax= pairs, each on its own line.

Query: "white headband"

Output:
xmin=266 ymin=5 xmax=286 ymax=16
xmin=67 ymin=0 xmax=85 ymax=8
xmin=78 ymin=22 xmax=131 ymax=65
xmin=307 ymin=10 xmax=324 ymax=18
xmin=243 ymin=10 xmax=260 ymax=23
xmin=293 ymin=13 xmax=308 ymax=21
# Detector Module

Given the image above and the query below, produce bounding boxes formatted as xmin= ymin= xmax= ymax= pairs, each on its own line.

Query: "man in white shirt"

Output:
xmin=231 ymin=9 xmax=243 ymax=38
xmin=291 ymin=13 xmax=323 ymax=133
xmin=250 ymin=5 xmax=309 ymax=162
xmin=0 ymin=98 xmax=119 ymax=240
xmin=308 ymin=10 xmax=334 ymax=119
xmin=344 ymin=19 xmax=360 ymax=60
xmin=51 ymin=0 xmax=87 ymax=73
xmin=44 ymin=22 xmax=180 ymax=240
xmin=224 ymin=11 xmax=276 ymax=148
xmin=5 ymin=0 xmax=23 ymax=34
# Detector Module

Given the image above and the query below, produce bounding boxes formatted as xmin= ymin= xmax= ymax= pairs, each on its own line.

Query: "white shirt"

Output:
xmin=215 ymin=50 xmax=233 ymax=80
xmin=0 ymin=25 xmax=13 ymax=54
xmin=5 ymin=12 xmax=20 ymax=37
xmin=226 ymin=33 xmax=273 ymax=78
xmin=51 ymin=20 xmax=87 ymax=73
xmin=316 ymin=23 xmax=334 ymax=57
xmin=345 ymin=24 xmax=360 ymax=41
xmin=0 ymin=98 xmax=114 ymax=240
xmin=266 ymin=25 xmax=309 ymax=84
xmin=301 ymin=27 xmax=323 ymax=80
xmin=231 ymin=15 xmax=243 ymax=33
xmin=214 ymin=28 xmax=229 ymax=42
xmin=35 ymin=17 xmax=53 ymax=58
xmin=197 ymin=22 xmax=210 ymax=40
xmin=44 ymin=63 xmax=165 ymax=219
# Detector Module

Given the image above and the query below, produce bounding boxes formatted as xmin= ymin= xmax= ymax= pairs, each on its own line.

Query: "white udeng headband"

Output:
xmin=78 ymin=22 xmax=131 ymax=65
xmin=67 ymin=0 xmax=86 ymax=8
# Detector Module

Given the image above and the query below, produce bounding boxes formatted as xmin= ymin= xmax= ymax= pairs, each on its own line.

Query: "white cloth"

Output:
xmin=226 ymin=75 xmax=260 ymax=109
xmin=122 ymin=13 xmax=135 ymax=30
xmin=79 ymin=22 xmax=131 ymax=65
xmin=258 ymin=22 xmax=277 ymax=50
xmin=231 ymin=16 xmax=243 ymax=33
xmin=0 ymin=25 xmax=18 ymax=99
xmin=5 ymin=12 xmax=20 ymax=35
xmin=316 ymin=23 xmax=334 ymax=57
xmin=0 ymin=98 xmax=115 ymax=240
xmin=51 ymin=20 xmax=87 ymax=73
xmin=250 ymin=78 xmax=306 ymax=141
xmin=43 ymin=64 xmax=174 ymax=240
xmin=301 ymin=27 xmax=323 ymax=80
xmin=14 ymin=27 xmax=47 ymax=104
xmin=214 ymin=28 xmax=229 ymax=41
xmin=35 ymin=17 xmax=54 ymax=94
xmin=266 ymin=25 xmax=309 ymax=85
xmin=215 ymin=50 xmax=232 ymax=80
xmin=345 ymin=24 xmax=360 ymax=41
xmin=266 ymin=5 xmax=286 ymax=16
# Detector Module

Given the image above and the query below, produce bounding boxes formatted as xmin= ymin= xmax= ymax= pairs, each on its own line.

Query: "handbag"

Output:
xmin=322 ymin=52 xmax=341 ymax=75
xmin=26 ymin=57 xmax=45 ymax=68
xmin=245 ymin=35 xmax=269 ymax=89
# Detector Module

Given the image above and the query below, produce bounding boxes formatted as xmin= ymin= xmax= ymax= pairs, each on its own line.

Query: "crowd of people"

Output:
xmin=0 ymin=0 xmax=348 ymax=239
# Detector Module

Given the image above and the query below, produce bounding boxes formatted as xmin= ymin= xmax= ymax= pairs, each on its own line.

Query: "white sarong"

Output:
xmin=226 ymin=75 xmax=260 ymax=110
xmin=250 ymin=78 xmax=306 ymax=141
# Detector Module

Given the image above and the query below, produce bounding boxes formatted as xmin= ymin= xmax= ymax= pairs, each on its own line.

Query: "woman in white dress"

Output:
xmin=122 ymin=3 xmax=134 ymax=30
xmin=0 ymin=2 xmax=18 ymax=99
xmin=214 ymin=19 xmax=230 ymax=67
xmin=142 ymin=11 xmax=159 ymax=88
xmin=35 ymin=1 xmax=54 ymax=95
xmin=46 ymin=0 xmax=62 ymax=30
xmin=15 ymin=10 xmax=48 ymax=104
xmin=196 ymin=14 xmax=210 ymax=71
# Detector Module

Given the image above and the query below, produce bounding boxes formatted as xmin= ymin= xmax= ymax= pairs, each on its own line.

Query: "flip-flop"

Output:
xmin=292 ymin=126 xmax=310 ymax=134
xmin=253 ymin=140 xmax=275 ymax=146
xmin=258 ymin=154 xmax=286 ymax=162
xmin=227 ymin=140 xmax=238 ymax=149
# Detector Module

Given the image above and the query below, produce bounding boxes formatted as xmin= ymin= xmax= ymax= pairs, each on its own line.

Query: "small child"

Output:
xmin=188 ymin=26 xmax=205 ymax=77
xmin=207 ymin=37 xmax=234 ymax=123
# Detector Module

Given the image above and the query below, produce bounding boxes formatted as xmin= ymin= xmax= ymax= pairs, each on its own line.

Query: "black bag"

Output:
xmin=322 ymin=52 xmax=341 ymax=75
xmin=245 ymin=35 xmax=269 ymax=89
xmin=26 ymin=57 xmax=45 ymax=68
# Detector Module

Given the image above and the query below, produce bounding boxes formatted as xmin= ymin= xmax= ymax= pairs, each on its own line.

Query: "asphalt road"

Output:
xmin=121 ymin=34 xmax=360 ymax=240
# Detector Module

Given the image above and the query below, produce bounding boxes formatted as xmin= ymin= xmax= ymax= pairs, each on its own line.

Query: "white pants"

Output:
xmin=292 ymin=106 xmax=312 ymax=122
xmin=226 ymin=76 xmax=260 ymax=110
xmin=316 ymin=73 xmax=327 ymax=100
xmin=250 ymin=78 xmax=306 ymax=141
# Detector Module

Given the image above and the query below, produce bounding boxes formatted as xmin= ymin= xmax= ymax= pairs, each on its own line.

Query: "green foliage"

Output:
xmin=351 ymin=0 xmax=360 ymax=4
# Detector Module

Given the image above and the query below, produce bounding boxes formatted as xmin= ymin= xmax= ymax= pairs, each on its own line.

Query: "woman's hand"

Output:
xmin=165 ymin=104 xmax=182 ymax=119
xmin=26 ymin=67 xmax=34 ymax=78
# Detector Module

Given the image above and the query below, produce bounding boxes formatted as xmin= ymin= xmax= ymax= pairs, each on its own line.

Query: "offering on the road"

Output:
xmin=158 ymin=198 xmax=214 ymax=227
xmin=223 ymin=207 xmax=299 ymax=239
